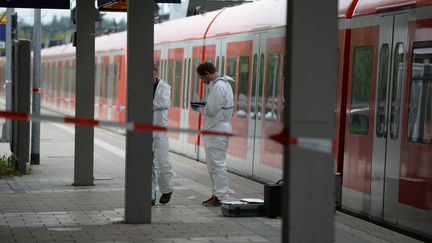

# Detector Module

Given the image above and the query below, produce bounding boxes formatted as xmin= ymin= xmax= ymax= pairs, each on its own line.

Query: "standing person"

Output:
xmin=152 ymin=62 xmax=174 ymax=205
xmin=194 ymin=62 xmax=234 ymax=207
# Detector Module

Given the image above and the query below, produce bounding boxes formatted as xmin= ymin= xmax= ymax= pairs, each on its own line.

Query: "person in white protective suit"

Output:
xmin=194 ymin=62 xmax=234 ymax=207
xmin=152 ymin=62 xmax=174 ymax=205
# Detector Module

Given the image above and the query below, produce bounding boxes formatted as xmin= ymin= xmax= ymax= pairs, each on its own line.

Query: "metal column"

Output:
xmin=125 ymin=0 xmax=154 ymax=223
xmin=282 ymin=1 xmax=337 ymax=242
xmin=74 ymin=0 xmax=95 ymax=186
xmin=31 ymin=9 xmax=41 ymax=165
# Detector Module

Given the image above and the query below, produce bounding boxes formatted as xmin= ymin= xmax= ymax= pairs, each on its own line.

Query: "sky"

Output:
xmin=0 ymin=8 xmax=127 ymax=25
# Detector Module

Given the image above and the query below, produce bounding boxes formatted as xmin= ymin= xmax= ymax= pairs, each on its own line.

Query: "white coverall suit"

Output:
xmin=198 ymin=76 xmax=234 ymax=201
xmin=152 ymin=79 xmax=174 ymax=197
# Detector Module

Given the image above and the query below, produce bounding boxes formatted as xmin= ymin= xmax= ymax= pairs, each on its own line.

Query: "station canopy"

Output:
xmin=98 ymin=0 xmax=181 ymax=12
xmin=0 ymin=0 xmax=69 ymax=9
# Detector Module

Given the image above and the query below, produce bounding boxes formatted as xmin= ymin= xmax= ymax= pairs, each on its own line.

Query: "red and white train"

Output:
xmin=0 ymin=0 xmax=431 ymax=239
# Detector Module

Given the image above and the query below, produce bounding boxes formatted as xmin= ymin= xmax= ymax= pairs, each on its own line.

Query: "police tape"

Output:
xmin=0 ymin=110 xmax=335 ymax=155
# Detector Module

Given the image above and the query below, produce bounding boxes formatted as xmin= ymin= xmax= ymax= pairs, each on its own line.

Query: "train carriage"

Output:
xmin=339 ymin=0 xmax=432 ymax=238
xmin=0 ymin=0 xmax=431 ymax=240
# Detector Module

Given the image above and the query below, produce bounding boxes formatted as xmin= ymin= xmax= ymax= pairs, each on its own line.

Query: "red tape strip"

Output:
xmin=64 ymin=117 xmax=99 ymax=127
xmin=0 ymin=109 xmax=335 ymax=154
xmin=0 ymin=111 xmax=29 ymax=121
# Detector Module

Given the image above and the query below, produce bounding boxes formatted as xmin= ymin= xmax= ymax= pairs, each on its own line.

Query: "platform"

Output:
xmin=0 ymin=119 xmax=422 ymax=243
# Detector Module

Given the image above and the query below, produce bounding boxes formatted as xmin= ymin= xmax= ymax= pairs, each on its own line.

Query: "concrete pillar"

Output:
xmin=124 ymin=0 xmax=154 ymax=223
xmin=74 ymin=0 xmax=95 ymax=186
xmin=282 ymin=0 xmax=337 ymax=242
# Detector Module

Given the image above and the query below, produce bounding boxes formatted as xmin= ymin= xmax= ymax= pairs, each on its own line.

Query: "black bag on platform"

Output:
xmin=221 ymin=202 xmax=265 ymax=217
xmin=264 ymin=179 xmax=283 ymax=218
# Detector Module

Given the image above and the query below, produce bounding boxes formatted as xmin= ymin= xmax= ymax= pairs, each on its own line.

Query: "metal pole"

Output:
xmin=74 ymin=0 xmax=95 ymax=186
xmin=31 ymin=9 xmax=41 ymax=165
xmin=125 ymin=0 xmax=153 ymax=223
xmin=2 ymin=8 xmax=14 ymax=143
xmin=282 ymin=0 xmax=337 ymax=242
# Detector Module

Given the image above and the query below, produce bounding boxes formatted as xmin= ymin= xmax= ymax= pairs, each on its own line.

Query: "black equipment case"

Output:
xmin=264 ymin=179 xmax=283 ymax=218
xmin=221 ymin=202 xmax=264 ymax=217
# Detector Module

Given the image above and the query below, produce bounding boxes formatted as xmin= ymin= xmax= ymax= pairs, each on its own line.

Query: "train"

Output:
xmin=0 ymin=0 xmax=431 ymax=240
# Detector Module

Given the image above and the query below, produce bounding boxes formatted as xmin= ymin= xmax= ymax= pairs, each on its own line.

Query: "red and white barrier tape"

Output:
xmin=0 ymin=110 xmax=335 ymax=155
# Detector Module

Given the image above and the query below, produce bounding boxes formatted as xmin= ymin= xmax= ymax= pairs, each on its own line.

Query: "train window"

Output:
xmin=167 ymin=60 xmax=174 ymax=89
xmin=390 ymin=43 xmax=404 ymax=139
xmin=109 ymin=63 xmax=115 ymax=99
xmin=62 ymin=62 xmax=68 ymax=96
xmin=52 ymin=62 xmax=56 ymax=99
xmin=103 ymin=63 xmax=110 ymax=98
xmin=182 ymin=58 xmax=188 ymax=109
xmin=49 ymin=63 xmax=53 ymax=97
xmin=174 ymin=59 xmax=182 ymax=107
xmin=349 ymin=46 xmax=373 ymax=135
xmin=280 ymin=57 xmax=286 ymax=123
xmin=221 ymin=56 xmax=225 ymax=76
xmin=376 ymin=44 xmax=390 ymax=138
xmin=265 ymin=53 xmax=280 ymax=122
xmin=161 ymin=59 xmax=165 ymax=80
xmin=63 ymin=62 xmax=68 ymax=97
xmin=206 ymin=56 xmax=214 ymax=63
xmin=408 ymin=44 xmax=432 ymax=144
xmin=71 ymin=62 xmax=76 ymax=94
xmin=237 ymin=56 xmax=249 ymax=118
xmin=188 ymin=58 xmax=191 ymax=101
xmin=257 ymin=53 xmax=265 ymax=120
xmin=183 ymin=58 xmax=191 ymax=109
xmin=95 ymin=62 xmax=101 ymax=98
xmin=250 ymin=54 xmax=258 ymax=119
xmin=192 ymin=57 xmax=200 ymax=102
xmin=155 ymin=60 xmax=160 ymax=71
xmin=203 ymin=57 xmax=214 ymax=98
xmin=71 ymin=62 xmax=74 ymax=95
xmin=227 ymin=56 xmax=237 ymax=97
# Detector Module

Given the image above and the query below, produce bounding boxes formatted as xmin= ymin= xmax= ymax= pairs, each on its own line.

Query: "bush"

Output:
xmin=0 ymin=154 xmax=31 ymax=176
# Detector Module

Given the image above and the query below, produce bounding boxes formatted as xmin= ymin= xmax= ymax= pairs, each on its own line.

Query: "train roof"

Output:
xmin=353 ymin=0 xmax=432 ymax=17
xmin=156 ymin=0 xmax=286 ymax=43
xmin=203 ymin=0 xmax=286 ymax=38
xmin=338 ymin=0 xmax=432 ymax=18
xmin=41 ymin=31 xmax=126 ymax=57
xmin=339 ymin=0 xmax=432 ymax=18
xmin=42 ymin=0 xmax=286 ymax=57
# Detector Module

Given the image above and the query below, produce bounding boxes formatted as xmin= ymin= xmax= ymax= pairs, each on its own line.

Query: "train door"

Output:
xmin=248 ymin=33 xmax=266 ymax=178
xmin=370 ymin=14 xmax=408 ymax=223
xmin=179 ymin=43 xmax=192 ymax=153
xmin=166 ymin=47 xmax=184 ymax=151
xmin=222 ymin=38 xmax=252 ymax=174
xmin=258 ymin=36 xmax=285 ymax=181
xmin=188 ymin=44 xmax=216 ymax=159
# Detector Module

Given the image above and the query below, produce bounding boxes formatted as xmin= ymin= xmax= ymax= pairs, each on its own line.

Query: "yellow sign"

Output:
xmin=0 ymin=12 xmax=6 ymax=24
